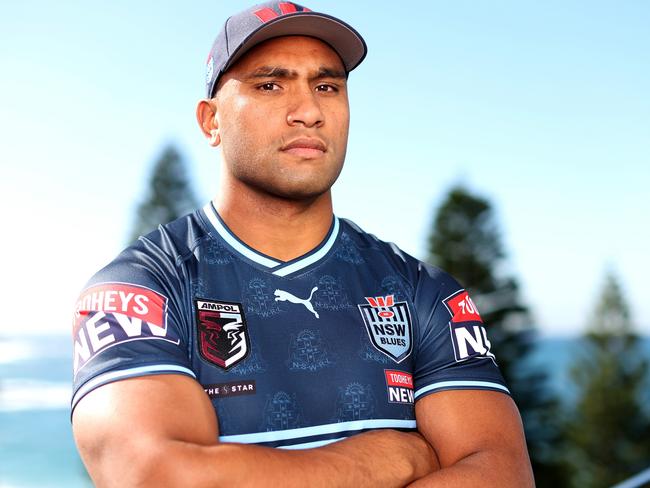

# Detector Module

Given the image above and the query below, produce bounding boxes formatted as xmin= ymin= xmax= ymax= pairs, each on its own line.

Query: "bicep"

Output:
xmin=72 ymin=374 xmax=218 ymax=486
xmin=415 ymin=390 xmax=529 ymax=469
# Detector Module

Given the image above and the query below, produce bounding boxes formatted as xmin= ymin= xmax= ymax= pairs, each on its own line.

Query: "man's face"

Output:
xmin=213 ymin=36 xmax=350 ymax=201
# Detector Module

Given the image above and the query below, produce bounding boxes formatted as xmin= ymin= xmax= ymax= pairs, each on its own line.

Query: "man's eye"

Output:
xmin=259 ymin=82 xmax=279 ymax=91
xmin=316 ymin=84 xmax=338 ymax=92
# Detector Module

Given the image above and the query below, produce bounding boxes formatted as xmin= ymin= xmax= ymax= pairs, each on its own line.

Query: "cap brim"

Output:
xmin=224 ymin=12 xmax=367 ymax=74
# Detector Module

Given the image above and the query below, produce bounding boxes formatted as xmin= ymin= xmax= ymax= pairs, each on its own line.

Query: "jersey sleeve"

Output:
xmin=71 ymin=236 xmax=195 ymax=414
xmin=412 ymin=262 xmax=509 ymax=402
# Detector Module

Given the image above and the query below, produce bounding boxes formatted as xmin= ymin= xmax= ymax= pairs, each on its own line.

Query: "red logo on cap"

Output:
xmin=254 ymin=3 xmax=311 ymax=23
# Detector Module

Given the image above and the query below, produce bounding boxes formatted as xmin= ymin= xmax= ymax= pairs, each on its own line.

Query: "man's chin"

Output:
xmin=236 ymin=167 xmax=342 ymax=202
xmin=267 ymin=186 xmax=331 ymax=202
xmin=253 ymin=178 xmax=336 ymax=202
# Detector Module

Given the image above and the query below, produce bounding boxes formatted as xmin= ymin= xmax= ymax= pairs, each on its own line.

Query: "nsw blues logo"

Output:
xmin=358 ymin=295 xmax=413 ymax=363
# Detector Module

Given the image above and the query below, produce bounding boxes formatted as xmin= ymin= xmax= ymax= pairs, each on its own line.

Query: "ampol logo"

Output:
xmin=195 ymin=299 xmax=250 ymax=370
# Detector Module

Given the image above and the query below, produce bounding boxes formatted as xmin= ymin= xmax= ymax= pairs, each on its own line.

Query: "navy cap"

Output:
xmin=205 ymin=1 xmax=367 ymax=98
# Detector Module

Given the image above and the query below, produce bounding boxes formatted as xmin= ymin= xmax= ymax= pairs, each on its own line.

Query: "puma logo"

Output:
xmin=274 ymin=287 xmax=319 ymax=319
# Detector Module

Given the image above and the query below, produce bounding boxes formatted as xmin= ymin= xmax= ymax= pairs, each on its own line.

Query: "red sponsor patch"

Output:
xmin=74 ymin=283 xmax=167 ymax=332
xmin=384 ymin=370 xmax=414 ymax=404
xmin=443 ymin=290 xmax=483 ymax=324
xmin=384 ymin=370 xmax=413 ymax=389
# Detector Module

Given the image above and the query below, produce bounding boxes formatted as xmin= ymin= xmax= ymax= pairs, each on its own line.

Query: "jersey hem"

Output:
xmin=218 ymin=418 xmax=417 ymax=447
xmin=279 ymin=437 xmax=344 ymax=450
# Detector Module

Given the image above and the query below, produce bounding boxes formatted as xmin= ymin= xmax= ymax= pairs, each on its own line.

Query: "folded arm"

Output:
xmin=409 ymin=389 xmax=534 ymax=487
xmin=72 ymin=374 xmax=438 ymax=488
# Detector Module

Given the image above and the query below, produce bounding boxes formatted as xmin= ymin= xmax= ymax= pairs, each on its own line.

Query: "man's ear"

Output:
xmin=196 ymin=99 xmax=221 ymax=147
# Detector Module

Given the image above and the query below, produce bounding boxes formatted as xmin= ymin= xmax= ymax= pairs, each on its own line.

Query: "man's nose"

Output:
xmin=286 ymin=89 xmax=324 ymax=128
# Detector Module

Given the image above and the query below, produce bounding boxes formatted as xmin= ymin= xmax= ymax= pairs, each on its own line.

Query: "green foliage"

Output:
xmin=428 ymin=186 xmax=504 ymax=291
xmin=427 ymin=185 xmax=568 ymax=486
xmin=128 ymin=144 xmax=199 ymax=243
xmin=565 ymin=271 xmax=650 ymax=488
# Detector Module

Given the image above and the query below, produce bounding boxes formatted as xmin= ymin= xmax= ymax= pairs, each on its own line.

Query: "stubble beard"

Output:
xmin=225 ymin=149 xmax=346 ymax=202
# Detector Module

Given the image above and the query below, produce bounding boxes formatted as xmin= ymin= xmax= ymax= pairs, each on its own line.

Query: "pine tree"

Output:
xmin=128 ymin=144 xmax=200 ymax=243
xmin=565 ymin=271 xmax=650 ymax=488
xmin=427 ymin=185 xmax=568 ymax=486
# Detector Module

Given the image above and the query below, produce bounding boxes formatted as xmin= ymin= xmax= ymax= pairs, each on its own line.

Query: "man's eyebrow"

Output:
xmin=243 ymin=66 xmax=348 ymax=81
xmin=313 ymin=67 xmax=347 ymax=80
xmin=245 ymin=66 xmax=298 ymax=79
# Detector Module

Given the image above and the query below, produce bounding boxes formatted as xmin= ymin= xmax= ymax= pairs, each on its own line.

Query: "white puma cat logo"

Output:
xmin=274 ymin=287 xmax=319 ymax=319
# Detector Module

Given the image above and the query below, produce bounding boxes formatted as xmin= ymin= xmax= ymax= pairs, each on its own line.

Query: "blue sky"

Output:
xmin=1 ymin=1 xmax=648 ymax=337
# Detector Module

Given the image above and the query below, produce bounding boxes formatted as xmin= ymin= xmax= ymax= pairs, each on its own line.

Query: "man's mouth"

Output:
xmin=281 ymin=138 xmax=327 ymax=159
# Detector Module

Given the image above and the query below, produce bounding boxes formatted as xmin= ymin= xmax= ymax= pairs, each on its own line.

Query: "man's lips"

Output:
xmin=280 ymin=138 xmax=327 ymax=158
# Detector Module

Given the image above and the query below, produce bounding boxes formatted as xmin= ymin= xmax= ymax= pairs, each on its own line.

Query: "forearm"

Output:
xmin=138 ymin=430 xmax=436 ymax=488
xmin=406 ymin=449 xmax=534 ymax=488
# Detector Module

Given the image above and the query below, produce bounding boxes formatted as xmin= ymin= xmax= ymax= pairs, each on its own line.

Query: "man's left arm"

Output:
xmin=410 ymin=389 xmax=534 ymax=487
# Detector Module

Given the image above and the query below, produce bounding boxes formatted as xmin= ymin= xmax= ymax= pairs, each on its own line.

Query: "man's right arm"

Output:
xmin=72 ymin=374 xmax=438 ymax=488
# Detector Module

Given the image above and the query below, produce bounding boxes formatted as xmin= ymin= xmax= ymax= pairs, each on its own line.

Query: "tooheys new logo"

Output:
xmin=443 ymin=289 xmax=495 ymax=362
xmin=72 ymin=283 xmax=179 ymax=376
xmin=385 ymin=370 xmax=414 ymax=404
xmin=358 ymin=295 xmax=413 ymax=363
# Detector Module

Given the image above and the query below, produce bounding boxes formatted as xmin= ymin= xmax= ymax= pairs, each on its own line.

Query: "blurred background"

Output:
xmin=1 ymin=1 xmax=648 ymax=487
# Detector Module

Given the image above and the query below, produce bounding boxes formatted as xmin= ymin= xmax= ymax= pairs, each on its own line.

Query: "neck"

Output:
xmin=214 ymin=178 xmax=335 ymax=262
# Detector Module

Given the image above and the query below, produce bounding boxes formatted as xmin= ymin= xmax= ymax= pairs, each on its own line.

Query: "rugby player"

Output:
xmin=71 ymin=2 xmax=534 ymax=486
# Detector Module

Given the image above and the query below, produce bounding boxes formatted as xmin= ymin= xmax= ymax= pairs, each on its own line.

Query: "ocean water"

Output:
xmin=0 ymin=335 xmax=90 ymax=488
xmin=526 ymin=335 xmax=650 ymax=407
xmin=1 ymin=333 xmax=648 ymax=487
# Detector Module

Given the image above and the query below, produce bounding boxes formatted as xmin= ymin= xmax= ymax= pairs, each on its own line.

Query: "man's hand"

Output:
xmin=72 ymin=374 xmax=438 ymax=488
xmin=409 ymin=390 xmax=534 ymax=487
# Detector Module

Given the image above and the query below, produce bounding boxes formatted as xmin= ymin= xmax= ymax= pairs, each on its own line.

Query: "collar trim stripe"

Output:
xmin=203 ymin=203 xmax=281 ymax=268
xmin=272 ymin=216 xmax=339 ymax=276
xmin=203 ymin=203 xmax=340 ymax=275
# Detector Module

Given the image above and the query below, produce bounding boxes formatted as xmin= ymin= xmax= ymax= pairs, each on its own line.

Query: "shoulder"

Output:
xmin=136 ymin=209 xmax=210 ymax=262
xmin=338 ymin=217 xmax=415 ymax=264
xmin=82 ymin=209 xmax=209 ymax=295
xmin=338 ymin=217 xmax=457 ymax=292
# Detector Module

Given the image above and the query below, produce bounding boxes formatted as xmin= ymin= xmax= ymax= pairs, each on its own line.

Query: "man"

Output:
xmin=72 ymin=2 xmax=534 ymax=486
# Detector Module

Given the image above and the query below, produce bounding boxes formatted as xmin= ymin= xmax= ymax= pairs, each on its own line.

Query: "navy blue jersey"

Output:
xmin=71 ymin=202 xmax=508 ymax=449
